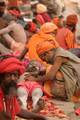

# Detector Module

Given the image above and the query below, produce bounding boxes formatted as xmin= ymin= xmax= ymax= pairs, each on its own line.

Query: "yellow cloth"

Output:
xmin=36 ymin=3 xmax=47 ymax=13
xmin=40 ymin=22 xmax=58 ymax=33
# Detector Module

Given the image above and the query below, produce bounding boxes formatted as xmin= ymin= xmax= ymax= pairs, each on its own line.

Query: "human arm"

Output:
xmin=0 ymin=42 xmax=12 ymax=54
xmin=0 ymin=22 xmax=15 ymax=35
xmin=36 ymin=75 xmax=47 ymax=82
xmin=17 ymin=108 xmax=47 ymax=120
xmin=0 ymin=26 xmax=11 ymax=35
xmin=46 ymin=56 xmax=67 ymax=80
xmin=2 ymin=33 xmax=15 ymax=47
xmin=18 ymin=46 xmax=28 ymax=60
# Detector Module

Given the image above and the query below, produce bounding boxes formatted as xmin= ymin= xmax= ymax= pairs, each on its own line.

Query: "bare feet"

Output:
xmin=32 ymin=99 xmax=45 ymax=113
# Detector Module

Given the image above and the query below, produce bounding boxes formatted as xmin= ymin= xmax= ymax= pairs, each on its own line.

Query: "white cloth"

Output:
xmin=17 ymin=87 xmax=43 ymax=109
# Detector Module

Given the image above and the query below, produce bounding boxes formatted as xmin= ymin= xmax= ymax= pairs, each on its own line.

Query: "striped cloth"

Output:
xmin=18 ymin=0 xmax=33 ymax=21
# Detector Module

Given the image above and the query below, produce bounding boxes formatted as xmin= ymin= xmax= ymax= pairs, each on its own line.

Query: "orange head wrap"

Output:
xmin=40 ymin=22 xmax=58 ymax=34
xmin=37 ymin=41 xmax=58 ymax=55
xmin=0 ymin=55 xmax=25 ymax=75
xmin=66 ymin=14 xmax=78 ymax=25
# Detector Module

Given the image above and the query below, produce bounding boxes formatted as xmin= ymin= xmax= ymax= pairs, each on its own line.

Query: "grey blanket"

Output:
xmin=55 ymin=48 xmax=80 ymax=100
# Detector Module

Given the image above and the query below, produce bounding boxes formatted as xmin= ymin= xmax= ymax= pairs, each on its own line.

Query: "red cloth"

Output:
xmin=18 ymin=81 xmax=43 ymax=95
xmin=40 ymin=12 xmax=51 ymax=22
xmin=75 ymin=108 xmax=80 ymax=116
xmin=36 ymin=14 xmax=45 ymax=25
xmin=28 ymin=22 xmax=37 ymax=32
xmin=66 ymin=14 xmax=78 ymax=25
xmin=0 ymin=88 xmax=21 ymax=120
xmin=0 ymin=57 xmax=25 ymax=74
xmin=9 ymin=10 xmax=20 ymax=17
xmin=0 ymin=88 xmax=4 ymax=111
xmin=36 ymin=12 xmax=51 ymax=25
xmin=18 ymin=81 xmax=52 ymax=97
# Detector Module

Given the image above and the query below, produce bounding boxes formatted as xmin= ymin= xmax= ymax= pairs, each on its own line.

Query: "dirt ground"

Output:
xmin=16 ymin=99 xmax=80 ymax=120
xmin=47 ymin=99 xmax=80 ymax=120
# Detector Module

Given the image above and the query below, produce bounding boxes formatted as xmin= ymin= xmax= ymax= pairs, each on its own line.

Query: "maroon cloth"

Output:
xmin=36 ymin=14 xmax=45 ymax=25
xmin=40 ymin=12 xmax=51 ymax=22
xmin=36 ymin=12 xmax=51 ymax=25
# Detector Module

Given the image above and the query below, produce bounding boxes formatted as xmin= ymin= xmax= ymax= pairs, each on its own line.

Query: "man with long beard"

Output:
xmin=0 ymin=54 xmax=47 ymax=120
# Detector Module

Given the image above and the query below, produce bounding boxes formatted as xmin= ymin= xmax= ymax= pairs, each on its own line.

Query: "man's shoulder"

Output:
xmin=2 ymin=12 xmax=16 ymax=23
xmin=59 ymin=27 xmax=73 ymax=35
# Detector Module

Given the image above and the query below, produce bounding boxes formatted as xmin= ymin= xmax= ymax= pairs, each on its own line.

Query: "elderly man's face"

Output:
xmin=40 ymin=49 xmax=54 ymax=63
xmin=2 ymin=71 xmax=19 ymax=95
xmin=50 ymin=29 xmax=57 ymax=37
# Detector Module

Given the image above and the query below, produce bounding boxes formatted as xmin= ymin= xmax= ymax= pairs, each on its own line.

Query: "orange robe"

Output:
xmin=27 ymin=32 xmax=58 ymax=66
xmin=27 ymin=22 xmax=58 ymax=65
xmin=56 ymin=27 xmax=75 ymax=49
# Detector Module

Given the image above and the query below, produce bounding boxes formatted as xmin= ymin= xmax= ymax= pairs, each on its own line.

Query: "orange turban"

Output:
xmin=40 ymin=22 xmax=58 ymax=33
xmin=66 ymin=14 xmax=78 ymax=25
xmin=37 ymin=41 xmax=57 ymax=55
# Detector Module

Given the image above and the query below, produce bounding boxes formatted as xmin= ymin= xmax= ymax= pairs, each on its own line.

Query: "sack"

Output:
xmin=51 ymin=80 xmax=67 ymax=100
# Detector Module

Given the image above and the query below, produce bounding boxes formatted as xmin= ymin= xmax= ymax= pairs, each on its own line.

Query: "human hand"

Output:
xmin=18 ymin=72 xmax=30 ymax=82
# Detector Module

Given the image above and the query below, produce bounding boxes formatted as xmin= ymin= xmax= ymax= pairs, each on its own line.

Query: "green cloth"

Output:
xmin=18 ymin=1 xmax=33 ymax=20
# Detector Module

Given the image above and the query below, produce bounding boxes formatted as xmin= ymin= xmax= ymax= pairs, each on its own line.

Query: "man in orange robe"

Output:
xmin=56 ymin=14 xmax=78 ymax=50
xmin=27 ymin=22 xmax=59 ymax=66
